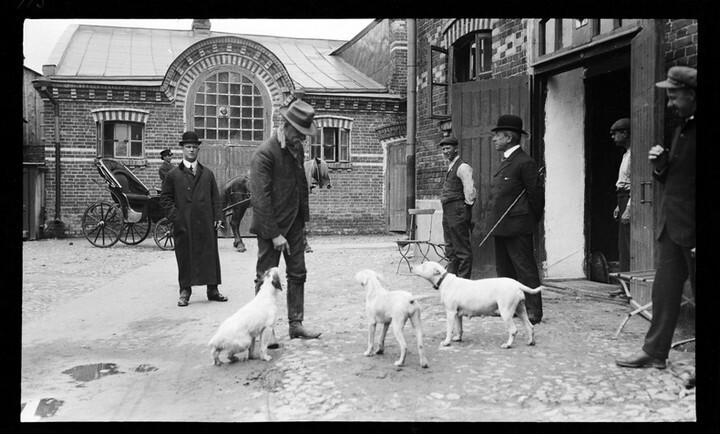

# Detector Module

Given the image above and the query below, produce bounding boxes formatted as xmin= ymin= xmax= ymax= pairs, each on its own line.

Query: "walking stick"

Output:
xmin=222 ymin=197 xmax=251 ymax=212
xmin=478 ymin=166 xmax=545 ymax=249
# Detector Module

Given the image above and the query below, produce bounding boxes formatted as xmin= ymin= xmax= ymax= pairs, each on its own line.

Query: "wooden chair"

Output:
xmin=395 ymin=208 xmax=447 ymax=274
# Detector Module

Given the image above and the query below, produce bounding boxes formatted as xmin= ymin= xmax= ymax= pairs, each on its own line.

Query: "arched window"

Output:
xmin=190 ymin=69 xmax=269 ymax=142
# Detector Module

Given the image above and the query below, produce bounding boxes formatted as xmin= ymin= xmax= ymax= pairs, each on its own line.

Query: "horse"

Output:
xmin=221 ymin=157 xmax=331 ymax=253
xmin=221 ymin=175 xmax=252 ymax=252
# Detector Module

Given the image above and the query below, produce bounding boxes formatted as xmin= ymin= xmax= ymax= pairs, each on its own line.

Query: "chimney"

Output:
xmin=192 ymin=19 xmax=211 ymax=35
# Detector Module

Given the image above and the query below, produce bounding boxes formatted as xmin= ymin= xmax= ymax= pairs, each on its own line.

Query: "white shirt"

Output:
xmin=448 ymin=156 xmax=476 ymax=206
xmin=616 ymin=149 xmax=631 ymax=190
xmin=503 ymin=144 xmax=521 ymax=159
xmin=182 ymin=160 xmax=198 ymax=172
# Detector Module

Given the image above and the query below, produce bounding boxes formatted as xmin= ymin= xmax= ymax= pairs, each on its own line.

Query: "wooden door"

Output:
xmin=386 ymin=141 xmax=407 ymax=232
xmin=452 ymin=75 xmax=530 ymax=278
xmin=200 ymin=143 xmax=256 ymax=237
xmin=630 ymin=20 xmax=664 ymax=273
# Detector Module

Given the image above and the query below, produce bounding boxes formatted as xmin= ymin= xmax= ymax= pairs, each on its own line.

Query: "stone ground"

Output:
xmin=20 ymin=234 xmax=698 ymax=423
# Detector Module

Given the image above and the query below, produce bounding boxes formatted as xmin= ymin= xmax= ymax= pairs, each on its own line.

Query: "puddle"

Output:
xmin=134 ymin=364 xmax=159 ymax=373
xmin=20 ymin=398 xmax=64 ymax=420
xmin=62 ymin=363 xmax=121 ymax=382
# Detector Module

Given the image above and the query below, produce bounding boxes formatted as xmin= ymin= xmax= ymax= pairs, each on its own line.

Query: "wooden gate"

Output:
xmin=199 ymin=143 xmax=256 ymax=237
xmin=451 ymin=75 xmax=530 ymax=277
xmin=386 ymin=141 xmax=407 ymax=232
xmin=630 ymin=20 xmax=664 ymax=273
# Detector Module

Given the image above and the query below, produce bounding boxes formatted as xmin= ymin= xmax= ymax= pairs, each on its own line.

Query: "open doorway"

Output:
xmin=584 ymin=65 xmax=630 ymax=276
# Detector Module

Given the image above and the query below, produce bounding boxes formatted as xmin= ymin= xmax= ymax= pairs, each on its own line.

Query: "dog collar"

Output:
xmin=433 ymin=271 xmax=449 ymax=290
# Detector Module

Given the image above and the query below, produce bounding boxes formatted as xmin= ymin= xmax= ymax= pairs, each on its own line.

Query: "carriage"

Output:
xmin=81 ymin=157 xmax=174 ymax=249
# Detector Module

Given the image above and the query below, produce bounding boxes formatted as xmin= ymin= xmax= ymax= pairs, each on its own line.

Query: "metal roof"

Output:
xmin=46 ymin=24 xmax=386 ymax=93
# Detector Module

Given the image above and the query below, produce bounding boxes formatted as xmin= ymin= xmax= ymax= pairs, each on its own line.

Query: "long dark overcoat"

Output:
xmin=159 ymin=163 xmax=223 ymax=287
xmin=249 ymin=133 xmax=310 ymax=240
xmin=487 ymin=148 xmax=544 ymax=237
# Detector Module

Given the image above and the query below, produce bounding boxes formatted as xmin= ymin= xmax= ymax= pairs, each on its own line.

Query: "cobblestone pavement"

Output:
xmin=21 ymin=235 xmax=697 ymax=422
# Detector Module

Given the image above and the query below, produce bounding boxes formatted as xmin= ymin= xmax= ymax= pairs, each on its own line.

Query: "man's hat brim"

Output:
xmin=280 ymin=105 xmax=318 ymax=136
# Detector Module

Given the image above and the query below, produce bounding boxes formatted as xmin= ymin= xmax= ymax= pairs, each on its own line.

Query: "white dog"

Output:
xmin=208 ymin=267 xmax=282 ymax=366
xmin=355 ymin=269 xmax=432 ymax=368
xmin=412 ymin=261 xmax=542 ymax=349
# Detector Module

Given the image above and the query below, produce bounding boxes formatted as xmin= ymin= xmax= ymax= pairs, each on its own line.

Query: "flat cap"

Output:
xmin=160 ymin=149 xmax=173 ymax=157
xmin=610 ymin=118 xmax=630 ymax=132
xmin=438 ymin=136 xmax=459 ymax=146
xmin=656 ymin=66 xmax=696 ymax=89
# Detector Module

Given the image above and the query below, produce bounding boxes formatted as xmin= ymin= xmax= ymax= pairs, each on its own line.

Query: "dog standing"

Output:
xmin=355 ymin=269 xmax=432 ymax=368
xmin=208 ymin=268 xmax=282 ymax=365
xmin=412 ymin=261 xmax=542 ymax=349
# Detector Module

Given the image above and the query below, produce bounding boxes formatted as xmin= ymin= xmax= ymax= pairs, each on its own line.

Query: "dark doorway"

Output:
xmin=584 ymin=65 xmax=630 ymax=273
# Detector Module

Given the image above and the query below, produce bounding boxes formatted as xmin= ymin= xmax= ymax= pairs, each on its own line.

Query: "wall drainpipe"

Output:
xmin=33 ymin=77 xmax=66 ymax=237
xmin=406 ymin=18 xmax=417 ymax=236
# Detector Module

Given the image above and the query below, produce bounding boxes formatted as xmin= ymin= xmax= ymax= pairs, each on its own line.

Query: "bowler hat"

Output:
xmin=279 ymin=99 xmax=317 ymax=136
xmin=610 ymin=118 xmax=630 ymax=132
xmin=491 ymin=115 xmax=528 ymax=135
xmin=655 ymin=66 xmax=696 ymax=89
xmin=179 ymin=131 xmax=202 ymax=146
xmin=160 ymin=149 xmax=173 ymax=158
xmin=438 ymin=136 xmax=459 ymax=147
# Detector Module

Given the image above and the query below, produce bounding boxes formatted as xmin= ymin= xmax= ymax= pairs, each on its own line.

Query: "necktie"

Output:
xmin=189 ymin=165 xmax=195 ymax=175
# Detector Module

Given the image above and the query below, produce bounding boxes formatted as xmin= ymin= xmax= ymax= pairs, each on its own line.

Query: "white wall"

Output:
xmin=543 ymin=69 xmax=586 ymax=279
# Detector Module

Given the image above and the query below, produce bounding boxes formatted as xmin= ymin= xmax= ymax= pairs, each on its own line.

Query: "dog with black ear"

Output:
xmin=209 ymin=268 xmax=282 ymax=365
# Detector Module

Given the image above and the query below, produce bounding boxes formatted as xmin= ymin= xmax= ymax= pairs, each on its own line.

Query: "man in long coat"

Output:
xmin=250 ymin=99 xmax=321 ymax=342
xmin=160 ymin=131 xmax=227 ymax=307
xmin=487 ymin=115 xmax=545 ymax=324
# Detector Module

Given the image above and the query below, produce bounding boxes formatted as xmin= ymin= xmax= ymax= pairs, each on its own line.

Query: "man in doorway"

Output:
xmin=158 ymin=148 xmax=174 ymax=182
xmin=250 ymin=99 xmax=321 ymax=344
xmin=610 ymin=118 xmax=632 ymax=271
xmin=439 ymin=136 xmax=476 ymax=279
xmin=616 ymin=66 xmax=695 ymax=379
xmin=487 ymin=115 xmax=545 ymax=324
xmin=159 ymin=131 xmax=227 ymax=307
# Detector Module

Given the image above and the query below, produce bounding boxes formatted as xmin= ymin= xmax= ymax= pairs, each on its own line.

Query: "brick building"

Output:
xmin=411 ymin=18 xmax=697 ymax=307
xmin=33 ymin=19 xmax=406 ymax=238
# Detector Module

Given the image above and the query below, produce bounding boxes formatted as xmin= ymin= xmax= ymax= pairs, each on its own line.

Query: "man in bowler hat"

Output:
xmin=250 ymin=98 xmax=322 ymax=345
xmin=158 ymin=148 xmax=174 ymax=182
xmin=487 ymin=115 xmax=544 ymax=324
xmin=610 ymin=118 xmax=632 ymax=271
xmin=616 ymin=66 xmax=696 ymax=380
xmin=159 ymin=131 xmax=227 ymax=307
xmin=439 ymin=136 xmax=476 ymax=278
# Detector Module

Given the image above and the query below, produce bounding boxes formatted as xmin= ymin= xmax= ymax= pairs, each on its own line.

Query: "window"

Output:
xmin=98 ymin=122 xmax=144 ymax=158
xmin=429 ymin=44 xmax=449 ymax=118
xmin=453 ymin=32 xmax=492 ymax=83
xmin=193 ymin=71 xmax=265 ymax=141
xmin=309 ymin=127 xmax=349 ymax=162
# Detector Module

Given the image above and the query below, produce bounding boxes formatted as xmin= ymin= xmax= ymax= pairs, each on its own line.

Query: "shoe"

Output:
xmin=615 ymin=350 xmax=666 ymax=369
xmin=178 ymin=296 xmax=189 ymax=307
xmin=527 ymin=313 xmax=542 ymax=325
xmin=289 ymin=323 xmax=321 ymax=339
xmin=207 ymin=286 xmax=228 ymax=302
xmin=266 ymin=329 xmax=280 ymax=349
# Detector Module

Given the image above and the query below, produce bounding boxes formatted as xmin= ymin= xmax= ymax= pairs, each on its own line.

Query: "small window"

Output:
xmin=309 ymin=126 xmax=350 ymax=163
xmin=98 ymin=121 xmax=144 ymax=158
xmin=453 ymin=32 xmax=492 ymax=83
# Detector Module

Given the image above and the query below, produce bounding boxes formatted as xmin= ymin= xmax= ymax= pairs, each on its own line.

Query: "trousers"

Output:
xmin=494 ymin=234 xmax=542 ymax=317
xmin=442 ymin=200 xmax=473 ymax=279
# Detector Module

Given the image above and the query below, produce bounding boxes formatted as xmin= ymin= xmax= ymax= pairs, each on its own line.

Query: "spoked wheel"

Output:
xmin=153 ymin=217 xmax=175 ymax=250
xmin=119 ymin=219 xmax=151 ymax=245
xmin=82 ymin=201 xmax=123 ymax=247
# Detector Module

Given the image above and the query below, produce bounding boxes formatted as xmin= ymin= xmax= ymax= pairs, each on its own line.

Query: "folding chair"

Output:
xmin=611 ymin=270 xmax=695 ymax=348
xmin=395 ymin=208 xmax=447 ymax=274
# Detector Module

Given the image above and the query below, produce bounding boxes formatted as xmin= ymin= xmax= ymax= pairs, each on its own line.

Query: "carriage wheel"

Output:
xmin=82 ymin=201 xmax=123 ymax=247
xmin=119 ymin=219 xmax=151 ymax=245
xmin=153 ymin=217 xmax=175 ymax=250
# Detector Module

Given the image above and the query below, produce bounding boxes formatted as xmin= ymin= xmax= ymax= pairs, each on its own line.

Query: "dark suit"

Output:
xmin=250 ymin=132 xmax=310 ymax=324
xmin=642 ymin=116 xmax=696 ymax=360
xmin=487 ymin=147 xmax=544 ymax=319
xmin=158 ymin=160 xmax=174 ymax=182
xmin=159 ymin=163 xmax=223 ymax=288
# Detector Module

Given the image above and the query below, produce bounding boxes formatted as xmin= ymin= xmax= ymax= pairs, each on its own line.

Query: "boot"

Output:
xmin=207 ymin=285 xmax=228 ymax=302
xmin=178 ymin=287 xmax=191 ymax=307
xmin=525 ymin=292 xmax=543 ymax=324
xmin=287 ymin=281 xmax=321 ymax=339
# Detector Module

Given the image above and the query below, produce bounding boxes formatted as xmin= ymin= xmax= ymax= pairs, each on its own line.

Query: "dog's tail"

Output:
xmin=519 ymin=284 xmax=544 ymax=295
